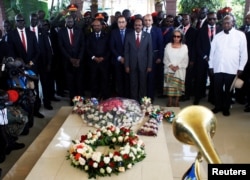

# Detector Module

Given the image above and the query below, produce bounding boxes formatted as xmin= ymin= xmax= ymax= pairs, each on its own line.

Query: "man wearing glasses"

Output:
xmin=110 ymin=15 xmax=132 ymax=98
xmin=194 ymin=11 xmax=222 ymax=105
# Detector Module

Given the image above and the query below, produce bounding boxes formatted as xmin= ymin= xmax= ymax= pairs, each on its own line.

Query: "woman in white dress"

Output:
xmin=163 ymin=29 xmax=188 ymax=107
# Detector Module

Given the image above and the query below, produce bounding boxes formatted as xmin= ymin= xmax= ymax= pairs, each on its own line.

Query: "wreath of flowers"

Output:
xmin=67 ymin=124 xmax=146 ymax=179
xmin=163 ymin=111 xmax=175 ymax=123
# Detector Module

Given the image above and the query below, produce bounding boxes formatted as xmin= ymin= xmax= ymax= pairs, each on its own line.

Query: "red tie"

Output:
xmin=70 ymin=29 xmax=74 ymax=45
xmin=20 ymin=30 xmax=26 ymax=51
xmin=136 ymin=33 xmax=140 ymax=48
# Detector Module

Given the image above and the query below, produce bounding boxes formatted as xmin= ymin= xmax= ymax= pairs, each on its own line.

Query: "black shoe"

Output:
xmin=180 ymin=96 xmax=190 ymax=102
xmin=0 ymin=154 xmax=6 ymax=163
xmin=222 ymin=110 xmax=230 ymax=116
xmin=34 ymin=112 xmax=45 ymax=118
xmin=44 ymin=104 xmax=53 ymax=110
xmin=157 ymin=95 xmax=167 ymax=98
xmin=20 ymin=128 xmax=29 ymax=136
xmin=193 ymin=99 xmax=200 ymax=105
xmin=5 ymin=142 xmax=25 ymax=155
xmin=211 ymin=108 xmax=221 ymax=114
xmin=50 ymin=97 xmax=61 ymax=102
xmin=244 ymin=106 xmax=250 ymax=112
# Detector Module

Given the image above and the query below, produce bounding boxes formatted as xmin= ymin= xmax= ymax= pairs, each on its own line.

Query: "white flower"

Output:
xmin=118 ymin=136 xmax=123 ymax=142
xmin=79 ymin=157 xmax=86 ymax=165
xmin=107 ymin=130 xmax=112 ymax=136
xmin=114 ymin=155 xmax=122 ymax=161
xmin=127 ymin=163 xmax=132 ymax=169
xmin=93 ymin=162 xmax=98 ymax=168
xmin=100 ymin=168 xmax=105 ymax=174
xmin=112 ymin=137 xmax=116 ymax=142
xmin=109 ymin=152 xmax=113 ymax=158
xmin=84 ymin=165 xmax=89 ymax=171
xmin=106 ymin=167 xmax=112 ymax=173
xmin=92 ymin=152 xmax=102 ymax=162
xmin=118 ymin=167 xmax=125 ymax=172
xmin=103 ymin=157 xmax=110 ymax=164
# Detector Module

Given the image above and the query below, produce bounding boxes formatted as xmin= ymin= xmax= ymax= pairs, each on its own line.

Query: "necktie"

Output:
xmin=245 ymin=25 xmax=249 ymax=33
xmin=120 ymin=30 xmax=125 ymax=44
xmin=70 ymin=29 xmax=74 ymax=45
xmin=20 ymin=30 xmax=26 ymax=51
xmin=136 ymin=33 xmax=140 ymax=48
xmin=145 ymin=28 xmax=148 ymax=33
xmin=183 ymin=27 xmax=186 ymax=34
xmin=96 ymin=33 xmax=100 ymax=40
xmin=32 ymin=27 xmax=35 ymax=32
xmin=210 ymin=26 xmax=214 ymax=41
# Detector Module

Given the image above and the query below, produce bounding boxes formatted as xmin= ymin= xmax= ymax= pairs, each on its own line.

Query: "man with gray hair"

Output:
xmin=209 ymin=15 xmax=248 ymax=116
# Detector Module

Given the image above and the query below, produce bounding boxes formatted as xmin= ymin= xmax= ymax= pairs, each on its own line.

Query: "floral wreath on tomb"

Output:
xmin=67 ymin=124 xmax=146 ymax=179
xmin=163 ymin=111 xmax=175 ymax=123
xmin=72 ymin=96 xmax=156 ymax=128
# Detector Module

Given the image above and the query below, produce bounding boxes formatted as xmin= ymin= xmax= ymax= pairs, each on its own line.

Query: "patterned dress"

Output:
xmin=163 ymin=43 xmax=189 ymax=96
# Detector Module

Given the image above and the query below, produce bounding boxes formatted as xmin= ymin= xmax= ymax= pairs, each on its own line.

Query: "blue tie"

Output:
xmin=120 ymin=30 xmax=125 ymax=44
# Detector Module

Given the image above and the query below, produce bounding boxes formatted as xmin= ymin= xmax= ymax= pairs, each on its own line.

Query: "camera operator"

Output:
xmin=0 ymin=90 xmax=25 ymax=163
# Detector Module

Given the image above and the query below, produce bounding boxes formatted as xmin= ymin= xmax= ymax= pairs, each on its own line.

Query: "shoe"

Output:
xmin=44 ymin=104 xmax=53 ymax=110
xmin=193 ymin=99 xmax=200 ymax=105
xmin=222 ymin=110 xmax=230 ymax=116
xmin=180 ymin=96 xmax=190 ymax=102
xmin=20 ymin=128 xmax=29 ymax=136
xmin=50 ymin=97 xmax=61 ymax=102
xmin=5 ymin=142 xmax=25 ymax=155
xmin=0 ymin=154 xmax=5 ymax=163
xmin=244 ymin=106 xmax=250 ymax=112
xmin=211 ymin=108 xmax=221 ymax=114
xmin=158 ymin=95 xmax=167 ymax=98
xmin=34 ymin=112 xmax=45 ymax=118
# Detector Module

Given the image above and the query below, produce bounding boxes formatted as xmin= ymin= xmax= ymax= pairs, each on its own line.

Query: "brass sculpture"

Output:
xmin=172 ymin=105 xmax=222 ymax=179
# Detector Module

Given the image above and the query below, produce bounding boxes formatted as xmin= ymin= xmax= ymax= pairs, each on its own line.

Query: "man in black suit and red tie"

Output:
xmin=110 ymin=15 xmax=132 ymax=98
xmin=194 ymin=11 xmax=222 ymax=105
xmin=86 ymin=19 xmax=111 ymax=100
xmin=58 ymin=15 xmax=85 ymax=106
xmin=124 ymin=18 xmax=153 ymax=103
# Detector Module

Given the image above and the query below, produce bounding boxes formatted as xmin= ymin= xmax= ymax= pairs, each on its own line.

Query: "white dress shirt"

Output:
xmin=209 ymin=28 xmax=248 ymax=74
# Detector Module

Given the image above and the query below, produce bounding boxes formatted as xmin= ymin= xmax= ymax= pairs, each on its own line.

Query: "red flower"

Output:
xmin=80 ymin=135 xmax=87 ymax=142
xmin=122 ymin=154 xmax=129 ymax=160
xmin=76 ymin=144 xmax=84 ymax=149
xmin=99 ymin=161 xmax=105 ymax=167
xmin=109 ymin=161 xmax=115 ymax=168
xmin=75 ymin=153 xmax=81 ymax=160
xmin=88 ymin=160 xmax=94 ymax=166
xmin=114 ymin=151 xmax=120 ymax=156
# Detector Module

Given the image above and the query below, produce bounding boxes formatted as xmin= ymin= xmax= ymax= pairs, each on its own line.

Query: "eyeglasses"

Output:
xmin=173 ymin=35 xmax=181 ymax=38
xmin=166 ymin=21 xmax=173 ymax=23
xmin=208 ymin=18 xmax=216 ymax=21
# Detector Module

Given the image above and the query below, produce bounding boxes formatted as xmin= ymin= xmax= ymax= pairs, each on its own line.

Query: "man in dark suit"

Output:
xmin=143 ymin=14 xmax=163 ymax=103
xmin=239 ymin=12 xmax=250 ymax=111
xmin=110 ymin=15 xmax=132 ymax=98
xmin=28 ymin=13 xmax=54 ymax=111
xmin=58 ymin=15 xmax=85 ymax=105
xmin=194 ymin=11 xmax=221 ymax=105
xmin=8 ymin=14 xmax=40 ymax=133
xmin=87 ymin=19 xmax=111 ymax=100
xmin=180 ymin=13 xmax=197 ymax=101
xmin=124 ymin=18 xmax=153 ymax=103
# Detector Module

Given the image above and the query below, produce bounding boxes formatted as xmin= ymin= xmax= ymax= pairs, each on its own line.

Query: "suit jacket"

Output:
xmin=124 ymin=31 xmax=153 ymax=71
xmin=149 ymin=26 xmax=164 ymax=61
xmin=196 ymin=23 xmax=221 ymax=61
xmin=110 ymin=28 xmax=133 ymax=64
xmin=8 ymin=28 xmax=39 ymax=66
xmin=183 ymin=26 xmax=197 ymax=63
xmin=86 ymin=31 xmax=110 ymax=63
xmin=27 ymin=27 xmax=52 ymax=71
xmin=58 ymin=26 xmax=85 ymax=65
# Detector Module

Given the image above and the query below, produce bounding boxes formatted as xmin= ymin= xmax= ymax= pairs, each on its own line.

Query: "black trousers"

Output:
xmin=213 ymin=73 xmax=235 ymax=111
